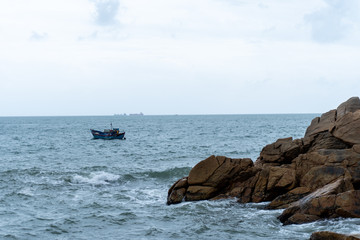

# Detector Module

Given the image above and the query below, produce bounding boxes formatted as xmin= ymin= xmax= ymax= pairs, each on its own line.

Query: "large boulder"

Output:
xmin=167 ymin=156 xmax=254 ymax=203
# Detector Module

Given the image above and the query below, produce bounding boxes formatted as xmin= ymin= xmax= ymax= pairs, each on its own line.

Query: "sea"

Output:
xmin=1 ymin=114 xmax=359 ymax=240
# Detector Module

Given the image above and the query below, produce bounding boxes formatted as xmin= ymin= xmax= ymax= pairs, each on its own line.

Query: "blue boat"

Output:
xmin=90 ymin=124 xmax=126 ymax=140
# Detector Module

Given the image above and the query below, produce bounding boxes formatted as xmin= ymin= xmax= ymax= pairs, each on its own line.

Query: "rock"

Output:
xmin=305 ymin=97 xmax=360 ymax=138
xmin=185 ymin=185 xmax=218 ymax=201
xmin=257 ymin=137 xmax=303 ymax=165
xmin=251 ymin=165 xmax=297 ymax=203
xmin=167 ymin=177 xmax=188 ymax=205
xmin=187 ymin=155 xmax=253 ymax=188
xmin=336 ymin=96 xmax=360 ymax=119
xmin=205 ymin=157 xmax=253 ymax=188
xmin=300 ymin=165 xmax=346 ymax=190
xmin=278 ymin=178 xmax=356 ymax=225
xmin=187 ymin=155 xmax=222 ymax=185
xmin=286 ymin=213 xmax=321 ymax=225
xmin=167 ymin=156 xmax=254 ymax=203
xmin=266 ymin=187 xmax=310 ymax=209
xmin=335 ymin=190 xmax=360 ymax=218
xmin=310 ymin=231 xmax=360 ymax=240
xmin=332 ymin=111 xmax=360 ymax=145
xmin=353 ymin=144 xmax=360 ymax=154
xmin=228 ymin=168 xmax=260 ymax=203
xmin=267 ymin=166 xmax=296 ymax=190
xmin=294 ymin=148 xmax=360 ymax=190
xmin=251 ymin=167 xmax=270 ymax=202
xmin=305 ymin=109 xmax=337 ymax=137
xmin=168 ymin=188 xmax=186 ymax=204
xmin=307 ymin=132 xmax=350 ymax=152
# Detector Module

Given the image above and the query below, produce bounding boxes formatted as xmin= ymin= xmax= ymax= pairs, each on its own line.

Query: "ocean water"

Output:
xmin=1 ymin=114 xmax=359 ymax=240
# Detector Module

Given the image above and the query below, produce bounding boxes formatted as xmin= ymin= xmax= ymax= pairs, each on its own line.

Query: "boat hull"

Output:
xmin=90 ymin=129 xmax=126 ymax=140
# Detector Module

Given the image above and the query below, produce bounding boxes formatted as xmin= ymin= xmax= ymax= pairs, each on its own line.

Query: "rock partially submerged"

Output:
xmin=167 ymin=97 xmax=360 ymax=228
xmin=310 ymin=231 xmax=360 ymax=240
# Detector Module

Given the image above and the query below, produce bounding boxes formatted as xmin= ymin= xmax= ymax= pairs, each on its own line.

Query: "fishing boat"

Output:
xmin=90 ymin=124 xmax=126 ymax=140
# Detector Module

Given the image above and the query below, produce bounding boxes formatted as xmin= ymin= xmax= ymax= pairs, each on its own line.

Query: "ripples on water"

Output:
xmin=1 ymin=114 xmax=358 ymax=239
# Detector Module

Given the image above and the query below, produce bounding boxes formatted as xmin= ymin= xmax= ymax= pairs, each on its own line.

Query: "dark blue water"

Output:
xmin=1 ymin=115 xmax=359 ymax=239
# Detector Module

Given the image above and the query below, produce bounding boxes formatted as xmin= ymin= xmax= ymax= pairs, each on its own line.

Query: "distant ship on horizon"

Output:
xmin=114 ymin=112 xmax=144 ymax=116
xmin=129 ymin=112 xmax=144 ymax=116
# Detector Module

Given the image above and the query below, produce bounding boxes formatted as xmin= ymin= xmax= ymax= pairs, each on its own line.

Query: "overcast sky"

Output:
xmin=1 ymin=0 xmax=360 ymax=116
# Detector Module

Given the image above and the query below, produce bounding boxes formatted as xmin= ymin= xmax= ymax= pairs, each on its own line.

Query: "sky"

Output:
xmin=1 ymin=0 xmax=360 ymax=116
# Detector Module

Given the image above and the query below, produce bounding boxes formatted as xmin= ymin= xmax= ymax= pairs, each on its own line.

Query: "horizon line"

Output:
xmin=0 ymin=112 xmax=320 ymax=118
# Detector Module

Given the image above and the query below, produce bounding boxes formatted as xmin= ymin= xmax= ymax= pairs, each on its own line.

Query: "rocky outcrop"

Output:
xmin=310 ymin=231 xmax=360 ymax=240
xmin=167 ymin=97 xmax=360 ymax=228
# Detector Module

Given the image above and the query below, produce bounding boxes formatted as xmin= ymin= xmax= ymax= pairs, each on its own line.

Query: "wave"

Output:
xmin=71 ymin=171 xmax=120 ymax=185
xmin=143 ymin=167 xmax=191 ymax=180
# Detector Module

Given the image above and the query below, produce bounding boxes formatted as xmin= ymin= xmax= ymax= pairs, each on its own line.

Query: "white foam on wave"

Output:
xmin=72 ymin=171 xmax=120 ymax=185
xmin=18 ymin=187 xmax=34 ymax=197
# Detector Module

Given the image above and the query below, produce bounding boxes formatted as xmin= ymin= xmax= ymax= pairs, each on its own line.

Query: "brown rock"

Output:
xmin=336 ymin=96 xmax=360 ymax=119
xmin=310 ymin=231 xmax=360 ymax=240
xmin=168 ymin=156 xmax=256 ymax=203
xmin=187 ymin=155 xmax=222 ymax=185
xmin=167 ymin=177 xmax=188 ymax=204
xmin=205 ymin=157 xmax=253 ymax=188
xmin=353 ymin=144 xmax=360 ymax=154
xmin=252 ymin=168 xmax=270 ymax=202
xmin=266 ymin=187 xmax=310 ymax=209
xmin=335 ymin=190 xmax=360 ymax=217
xmin=267 ymin=166 xmax=296 ymax=191
xmin=294 ymin=151 xmax=327 ymax=181
xmin=185 ymin=185 xmax=218 ymax=201
xmin=294 ymin=149 xmax=360 ymax=189
xmin=229 ymin=168 xmax=260 ymax=203
xmin=278 ymin=179 xmax=356 ymax=225
xmin=305 ymin=109 xmax=336 ymax=137
xmin=257 ymin=137 xmax=303 ymax=165
xmin=167 ymin=188 xmax=186 ymax=204
xmin=307 ymin=132 xmax=350 ymax=152
xmin=251 ymin=165 xmax=296 ymax=202
xmin=300 ymin=165 xmax=346 ymax=190
xmin=286 ymin=213 xmax=321 ymax=225
xmin=332 ymin=111 xmax=360 ymax=145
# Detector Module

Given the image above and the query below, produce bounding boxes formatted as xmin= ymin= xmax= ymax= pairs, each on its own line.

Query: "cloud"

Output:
xmin=78 ymin=31 xmax=98 ymax=41
xmin=92 ymin=0 xmax=120 ymax=26
xmin=305 ymin=0 xmax=359 ymax=43
xmin=258 ymin=2 xmax=269 ymax=9
xmin=29 ymin=31 xmax=48 ymax=41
